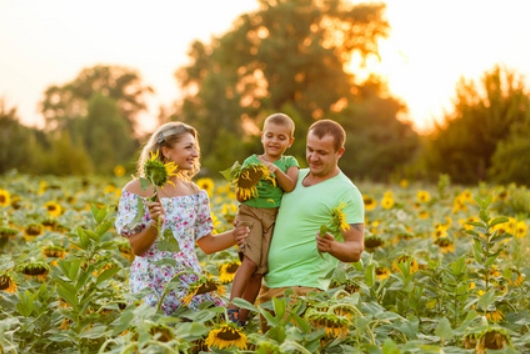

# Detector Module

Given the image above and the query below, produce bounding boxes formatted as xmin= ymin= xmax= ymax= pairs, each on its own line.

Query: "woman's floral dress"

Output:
xmin=115 ymin=189 xmax=225 ymax=315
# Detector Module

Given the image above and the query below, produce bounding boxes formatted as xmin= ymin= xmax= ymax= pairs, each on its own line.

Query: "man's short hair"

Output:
xmin=308 ymin=119 xmax=345 ymax=152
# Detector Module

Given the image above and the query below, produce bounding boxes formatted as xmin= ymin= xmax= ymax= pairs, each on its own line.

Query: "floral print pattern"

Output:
xmin=115 ymin=189 xmax=225 ymax=315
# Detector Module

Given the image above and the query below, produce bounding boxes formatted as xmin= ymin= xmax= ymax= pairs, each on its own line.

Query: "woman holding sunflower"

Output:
xmin=115 ymin=122 xmax=249 ymax=315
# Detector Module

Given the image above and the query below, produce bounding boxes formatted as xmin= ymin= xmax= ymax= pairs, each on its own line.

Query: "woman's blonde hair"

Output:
xmin=137 ymin=122 xmax=201 ymax=181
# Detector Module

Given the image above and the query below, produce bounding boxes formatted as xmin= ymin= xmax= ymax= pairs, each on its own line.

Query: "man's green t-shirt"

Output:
xmin=242 ymin=155 xmax=299 ymax=208
xmin=264 ymin=168 xmax=364 ymax=290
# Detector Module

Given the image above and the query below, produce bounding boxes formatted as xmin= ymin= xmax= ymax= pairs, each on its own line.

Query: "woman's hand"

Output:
xmin=233 ymin=220 xmax=250 ymax=247
xmin=146 ymin=201 xmax=165 ymax=224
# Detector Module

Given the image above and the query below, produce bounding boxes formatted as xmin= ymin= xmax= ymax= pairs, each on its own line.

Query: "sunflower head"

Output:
xmin=364 ymin=235 xmax=384 ymax=251
xmin=0 ymin=188 xmax=11 ymax=208
xmin=143 ymin=150 xmax=178 ymax=188
xmin=182 ymin=276 xmax=225 ymax=306
xmin=221 ymin=161 xmax=275 ymax=200
xmin=219 ymin=261 xmax=240 ymax=284
xmin=305 ymin=309 xmax=350 ymax=338
xmin=44 ymin=201 xmax=62 ymax=217
xmin=205 ymin=322 xmax=248 ymax=350
xmin=17 ymin=260 xmax=50 ymax=281
xmin=0 ymin=273 xmax=17 ymax=293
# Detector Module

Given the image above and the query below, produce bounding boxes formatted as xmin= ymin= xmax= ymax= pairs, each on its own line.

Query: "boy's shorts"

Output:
xmin=235 ymin=204 xmax=278 ymax=275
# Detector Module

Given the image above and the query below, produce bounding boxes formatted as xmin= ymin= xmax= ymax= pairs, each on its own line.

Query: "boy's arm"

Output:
xmin=271 ymin=165 xmax=299 ymax=192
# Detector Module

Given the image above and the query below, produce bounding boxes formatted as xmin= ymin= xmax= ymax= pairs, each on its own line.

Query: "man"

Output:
xmin=253 ymin=119 xmax=365 ymax=329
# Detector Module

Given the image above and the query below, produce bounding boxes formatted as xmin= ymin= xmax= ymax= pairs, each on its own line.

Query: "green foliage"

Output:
xmin=424 ymin=65 xmax=530 ymax=184
xmin=81 ymin=94 xmax=137 ymax=174
xmin=0 ymin=99 xmax=46 ymax=175
xmin=175 ymin=0 xmax=417 ymax=180
xmin=489 ymin=111 xmax=530 ymax=186
xmin=41 ymin=65 xmax=153 ymax=135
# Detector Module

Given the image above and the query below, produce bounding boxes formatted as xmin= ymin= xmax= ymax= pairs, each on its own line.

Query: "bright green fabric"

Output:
xmin=242 ymin=155 xmax=299 ymax=208
xmin=264 ymin=168 xmax=364 ymax=290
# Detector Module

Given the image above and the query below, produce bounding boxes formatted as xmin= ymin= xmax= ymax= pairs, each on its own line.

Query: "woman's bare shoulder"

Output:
xmin=123 ymin=179 xmax=155 ymax=198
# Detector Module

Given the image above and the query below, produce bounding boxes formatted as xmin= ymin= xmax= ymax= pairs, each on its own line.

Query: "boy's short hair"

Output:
xmin=263 ymin=113 xmax=295 ymax=137
xmin=308 ymin=119 xmax=346 ymax=152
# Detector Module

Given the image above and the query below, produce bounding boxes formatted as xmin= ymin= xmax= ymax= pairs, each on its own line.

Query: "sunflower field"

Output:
xmin=1 ymin=171 xmax=530 ymax=353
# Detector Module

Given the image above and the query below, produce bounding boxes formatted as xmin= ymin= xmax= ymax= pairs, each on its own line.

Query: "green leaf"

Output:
xmin=139 ymin=177 xmax=151 ymax=191
xmin=434 ymin=317 xmax=453 ymax=343
xmin=16 ymin=290 xmax=36 ymax=317
xmin=96 ymin=205 xmax=108 ymax=224
xmin=259 ymin=307 xmax=281 ymax=327
xmin=219 ymin=161 xmax=241 ymax=181
xmin=382 ymin=338 xmax=401 ymax=354
xmin=477 ymin=289 xmax=495 ymax=311
xmin=489 ymin=216 xmax=509 ymax=228
xmin=79 ymin=325 xmax=107 ymax=339
xmin=77 ymin=227 xmax=91 ymax=249
xmin=473 ymin=239 xmax=484 ymax=262
xmin=90 ymin=204 xmax=101 ymax=223
xmin=56 ymin=284 xmax=78 ymax=309
xmin=75 ymin=267 xmax=92 ymax=292
xmin=365 ymin=263 xmax=375 ymax=287
xmin=96 ymin=220 xmax=113 ymax=236
xmin=153 ymin=258 xmax=177 ymax=267
xmin=157 ymin=228 xmax=181 ymax=252
xmin=96 ymin=266 xmax=120 ymax=285
xmin=232 ymin=297 xmax=258 ymax=312
xmin=272 ymin=296 xmax=286 ymax=322
xmin=291 ymin=312 xmax=311 ymax=332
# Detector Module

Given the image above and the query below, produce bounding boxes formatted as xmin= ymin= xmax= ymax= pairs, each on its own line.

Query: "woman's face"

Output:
xmin=163 ymin=133 xmax=199 ymax=171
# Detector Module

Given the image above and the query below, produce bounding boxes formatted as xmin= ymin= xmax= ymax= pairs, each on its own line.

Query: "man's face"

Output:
xmin=306 ymin=131 xmax=344 ymax=177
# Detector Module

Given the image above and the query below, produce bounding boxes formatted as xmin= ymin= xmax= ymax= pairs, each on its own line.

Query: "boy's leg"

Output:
xmin=228 ymin=256 xmax=257 ymax=309
xmin=238 ymin=273 xmax=263 ymax=322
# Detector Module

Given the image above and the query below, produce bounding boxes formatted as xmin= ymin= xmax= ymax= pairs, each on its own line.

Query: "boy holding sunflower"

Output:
xmin=227 ymin=113 xmax=299 ymax=325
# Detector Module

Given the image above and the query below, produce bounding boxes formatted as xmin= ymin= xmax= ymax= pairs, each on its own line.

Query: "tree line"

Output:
xmin=1 ymin=0 xmax=529 ymax=186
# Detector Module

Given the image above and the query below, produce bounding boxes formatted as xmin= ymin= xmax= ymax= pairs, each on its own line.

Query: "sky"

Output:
xmin=1 ymin=0 xmax=530 ymax=134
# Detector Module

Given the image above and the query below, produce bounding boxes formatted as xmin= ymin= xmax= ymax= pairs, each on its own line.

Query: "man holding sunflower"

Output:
xmin=253 ymin=119 xmax=365 ymax=330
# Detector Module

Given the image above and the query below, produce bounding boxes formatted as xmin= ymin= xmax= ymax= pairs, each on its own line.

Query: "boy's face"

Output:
xmin=261 ymin=122 xmax=294 ymax=158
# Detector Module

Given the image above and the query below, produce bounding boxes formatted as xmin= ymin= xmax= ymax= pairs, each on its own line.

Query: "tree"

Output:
xmin=0 ymin=99 xmax=45 ymax=174
xmin=81 ymin=94 xmax=137 ymax=174
xmin=424 ymin=65 xmax=530 ymax=184
xmin=174 ymin=0 xmax=394 ymax=174
xmin=41 ymin=65 xmax=153 ymax=136
xmin=489 ymin=111 xmax=530 ymax=186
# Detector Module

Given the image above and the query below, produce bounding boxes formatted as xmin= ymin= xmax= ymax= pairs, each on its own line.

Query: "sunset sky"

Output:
xmin=1 ymin=0 xmax=529 ymax=133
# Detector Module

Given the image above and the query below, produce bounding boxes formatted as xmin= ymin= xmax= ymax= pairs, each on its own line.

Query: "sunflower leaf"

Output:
xmin=157 ymin=228 xmax=181 ymax=252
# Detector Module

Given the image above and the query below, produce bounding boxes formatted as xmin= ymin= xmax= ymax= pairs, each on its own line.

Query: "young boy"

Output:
xmin=227 ymin=113 xmax=299 ymax=325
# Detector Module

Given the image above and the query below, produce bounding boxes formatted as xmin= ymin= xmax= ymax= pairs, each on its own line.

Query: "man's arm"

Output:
xmin=316 ymin=223 xmax=364 ymax=262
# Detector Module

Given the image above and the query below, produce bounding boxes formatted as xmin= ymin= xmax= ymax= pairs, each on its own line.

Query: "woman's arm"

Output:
xmin=128 ymin=222 xmax=158 ymax=256
xmin=197 ymin=223 xmax=249 ymax=255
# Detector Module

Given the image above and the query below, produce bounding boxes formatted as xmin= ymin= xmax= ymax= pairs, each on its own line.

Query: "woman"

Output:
xmin=115 ymin=122 xmax=249 ymax=315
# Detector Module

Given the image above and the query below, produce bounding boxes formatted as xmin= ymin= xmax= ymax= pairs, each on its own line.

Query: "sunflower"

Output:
xmin=305 ymin=309 xmax=350 ymax=338
xmin=205 ymin=322 xmax=248 ymax=350
xmin=143 ymin=150 xmax=178 ymax=192
xmin=114 ymin=164 xmax=126 ymax=177
xmin=0 ymin=226 xmax=18 ymax=240
xmin=196 ymin=177 xmax=215 ymax=197
xmin=400 ymin=179 xmax=409 ymax=188
xmin=330 ymin=202 xmax=350 ymax=233
xmin=42 ymin=245 xmax=66 ymax=260
xmin=219 ymin=261 xmax=240 ymax=284
xmin=434 ymin=237 xmax=454 ymax=254
xmin=416 ymin=190 xmax=431 ymax=203
xmin=0 ymin=188 xmax=11 ymax=207
xmin=44 ymin=201 xmax=62 ymax=217
xmin=149 ymin=324 xmax=175 ymax=342
xmin=392 ymin=255 xmax=419 ymax=274
xmin=515 ymin=221 xmax=528 ymax=238
xmin=375 ymin=267 xmax=390 ymax=280
xmin=221 ymin=203 xmax=238 ymax=224
xmin=0 ymin=273 xmax=17 ymax=293
xmin=18 ymin=260 xmax=50 ymax=281
xmin=364 ymin=235 xmax=384 ymax=251
xmin=381 ymin=196 xmax=394 ymax=209
xmin=24 ymin=223 xmax=44 ymax=241
xmin=464 ymin=328 xmax=510 ymax=352
xmin=363 ymin=195 xmax=377 ymax=211
xmin=221 ymin=161 xmax=275 ymax=201
xmin=181 ymin=277 xmax=225 ymax=306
